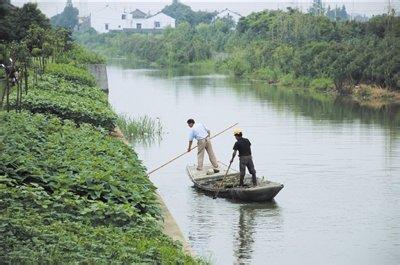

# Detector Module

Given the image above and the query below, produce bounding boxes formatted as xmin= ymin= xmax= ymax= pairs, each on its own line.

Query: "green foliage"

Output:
xmin=10 ymin=79 xmax=116 ymax=130
xmin=234 ymin=10 xmax=400 ymax=90
xmin=56 ymin=44 xmax=106 ymax=65
xmin=162 ymin=1 xmax=217 ymax=25
xmin=75 ymin=8 xmax=399 ymax=93
xmin=326 ymin=5 xmax=349 ymax=21
xmin=250 ymin=68 xmax=280 ymax=81
xmin=69 ymin=44 xmax=106 ymax=64
xmin=308 ymin=0 xmax=325 ymax=16
xmin=0 ymin=2 xmax=50 ymax=42
xmin=46 ymin=63 xmax=96 ymax=86
xmin=0 ymin=0 xmax=14 ymax=41
xmin=37 ymin=75 xmax=108 ymax=103
xmin=50 ymin=0 xmax=79 ymax=30
xmin=0 ymin=112 xmax=199 ymax=263
xmin=0 ymin=112 xmax=154 ymax=216
xmin=74 ymin=15 xmax=236 ymax=66
xmin=310 ymin=77 xmax=334 ymax=92
xmin=1 ymin=5 xmax=200 ymax=263
xmin=221 ymin=50 xmax=249 ymax=77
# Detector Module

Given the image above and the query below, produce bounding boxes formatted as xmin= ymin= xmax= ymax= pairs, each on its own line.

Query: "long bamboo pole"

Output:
xmin=147 ymin=122 xmax=238 ymax=175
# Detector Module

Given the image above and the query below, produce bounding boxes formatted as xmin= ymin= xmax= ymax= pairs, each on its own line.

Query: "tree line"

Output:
xmin=232 ymin=9 xmax=399 ymax=91
xmin=75 ymin=7 xmax=399 ymax=91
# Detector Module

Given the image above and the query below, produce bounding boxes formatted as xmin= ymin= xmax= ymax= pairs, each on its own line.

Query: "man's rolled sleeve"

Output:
xmin=189 ymin=130 xmax=194 ymax=141
xmin=233 ymin=142 xmax=239 ymax=150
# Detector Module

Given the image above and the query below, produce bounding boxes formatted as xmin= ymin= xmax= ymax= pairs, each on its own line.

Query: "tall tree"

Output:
xmin=50 ymin=0 xmax=79 ymax=30
xmin=0 ymin=0 xmax=15 ymax=41
xmin=13 ymin=3 xmax=51 ymax=41
xmin=162 ymin=1 xmax=216 ymax=25
xmin=326 ymin=5 xmax=348 ymax=21
xmin=308 ymin=0 xmax=325 ymax=16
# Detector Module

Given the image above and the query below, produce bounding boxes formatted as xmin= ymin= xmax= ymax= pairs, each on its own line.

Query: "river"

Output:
xmin=107 ymin=64 xmax=400 ymax=265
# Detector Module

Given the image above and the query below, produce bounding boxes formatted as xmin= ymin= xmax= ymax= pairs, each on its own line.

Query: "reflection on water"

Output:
xmin=235 ymin=205 xmax=256 ymax=263
xmin=234 ymin=202 xmax=280 ymax=264
xmin=145 ymin=68 xmax=400 ymax=130
xmin=108 ymin=64 xmax=400 ymax=265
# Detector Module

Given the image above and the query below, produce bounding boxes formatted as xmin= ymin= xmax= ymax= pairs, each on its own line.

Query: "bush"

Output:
xmin=46 ymin=63 xmax=96 ymax=86
xmin=56 ymin=44 xmax=106 ymax=65
xmin=251 ymin=67 xmax=280 ymax=82
xmin=227 ymin=53 xmax=250 ymax=77
xmin=280 ymin=73 xmax=297 ymax=86
xmin=310 ymin=77 xmax=334 ymax=92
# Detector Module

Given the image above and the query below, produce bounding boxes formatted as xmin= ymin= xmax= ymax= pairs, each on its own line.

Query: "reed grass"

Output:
xmin=116 ymin=114 xmax=163 ymax=142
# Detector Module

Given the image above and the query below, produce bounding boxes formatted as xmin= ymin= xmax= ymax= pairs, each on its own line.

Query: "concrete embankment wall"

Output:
xmin=87 ymin=64 xmax=109 ymax=93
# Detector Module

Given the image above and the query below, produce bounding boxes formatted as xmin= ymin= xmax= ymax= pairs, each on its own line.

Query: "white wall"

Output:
xmin=90 ymin=8 xmax=175 ymax=32
xmin=216 ymin=9 xmax=242 ymax=24
xmin=128 ymin=18 xmax=147 ymax=29
xmin=90 ymin=7 xmax=124 ymax=33
xmin=144 ymin=13 xmax=176 ymax=29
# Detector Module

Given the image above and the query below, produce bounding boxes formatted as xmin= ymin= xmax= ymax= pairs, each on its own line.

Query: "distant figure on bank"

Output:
xmin=230 ymin=128 xmax=257 ymax=187
xmin=187 ymin=119 xmax=220 ymax=173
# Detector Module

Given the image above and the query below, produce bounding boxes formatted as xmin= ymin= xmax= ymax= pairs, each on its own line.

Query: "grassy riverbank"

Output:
xmin=0 ymin=61 xmax=201 ymax=263
xmin=233 ymin=67 xmax=400 ymax=109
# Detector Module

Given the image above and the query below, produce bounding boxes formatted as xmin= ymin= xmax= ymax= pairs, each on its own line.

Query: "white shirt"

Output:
xmin=188 ymin=123 xmax=209 ymax=141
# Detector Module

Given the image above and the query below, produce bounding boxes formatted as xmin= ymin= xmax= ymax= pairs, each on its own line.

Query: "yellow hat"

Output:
xmin=233 ymin=128 xmax=242 ymax=135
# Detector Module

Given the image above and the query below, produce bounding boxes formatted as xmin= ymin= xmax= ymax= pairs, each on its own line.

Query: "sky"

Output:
xmin=11 ymin=0 xmax=396 ymax=17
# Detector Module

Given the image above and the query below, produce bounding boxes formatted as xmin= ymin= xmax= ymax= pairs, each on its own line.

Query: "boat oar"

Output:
xmin=147 ymin=122 xmax=238 ymax=175
xmin=213 ymin=160 xmax=233 ymax=199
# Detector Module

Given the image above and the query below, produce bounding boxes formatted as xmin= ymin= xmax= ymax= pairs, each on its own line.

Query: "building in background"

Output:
xmin=84 ymin=5 xmax=175 ymax=33
xmin=215 ymin=8 xmax=242 ymax=24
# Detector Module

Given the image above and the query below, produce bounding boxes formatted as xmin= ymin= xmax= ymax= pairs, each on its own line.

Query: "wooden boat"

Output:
xmin=186 ymin=163 xmax=284 ymax=202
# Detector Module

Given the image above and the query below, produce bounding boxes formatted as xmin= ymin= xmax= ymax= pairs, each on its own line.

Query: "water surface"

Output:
xmin=108 ymin=65 xmax=400 ymax=265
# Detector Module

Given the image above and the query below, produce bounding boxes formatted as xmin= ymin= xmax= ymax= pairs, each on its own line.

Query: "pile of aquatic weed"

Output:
xmin=116 ymin=114 xmax=163 ymax=142
xmin=0 ymin=111 xmax=200 ymax=264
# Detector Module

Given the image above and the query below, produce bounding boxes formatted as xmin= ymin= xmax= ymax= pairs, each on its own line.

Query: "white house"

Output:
xmin=143 ymin=12 xmax=176 ymax=30
xmin=215 ymin=8 xmax=242 ymax=24
xmin=89 ymin=5 xmax=125 ymax=33
xmin=86 ymin=5 xmax=175 ymax=33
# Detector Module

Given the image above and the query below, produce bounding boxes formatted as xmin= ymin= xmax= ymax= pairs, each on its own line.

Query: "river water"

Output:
xmin=107 ymin=64 xmax=400 ymax=265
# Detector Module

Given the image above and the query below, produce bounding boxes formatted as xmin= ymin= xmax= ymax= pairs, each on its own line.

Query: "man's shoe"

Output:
xmin=196 ymin=168 xmax=202 ymax=171
xmin=213 ymin=169 xmax=220 ymax=173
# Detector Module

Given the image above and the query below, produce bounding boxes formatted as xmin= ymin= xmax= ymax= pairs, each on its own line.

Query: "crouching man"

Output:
xmin=230 ymin=128 xmax=257 ymax=187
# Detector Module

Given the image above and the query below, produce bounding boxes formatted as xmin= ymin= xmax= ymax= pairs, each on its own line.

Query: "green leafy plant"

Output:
xmin=10 ymin=87 xmax=116 ymax=130
xmin=36 ymin=74 xmax=108 ymax=103
xmin=0 ymin=112 xmax=201 ymax=264
xmin=56 ymin=44 xmax=106 ymax=65
xmin=46 ymin=63 xmax=96 ymax=86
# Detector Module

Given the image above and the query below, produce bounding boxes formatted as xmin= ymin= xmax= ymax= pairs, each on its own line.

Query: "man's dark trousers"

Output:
xmin=239 ymin=155 xmax=257 ymax=186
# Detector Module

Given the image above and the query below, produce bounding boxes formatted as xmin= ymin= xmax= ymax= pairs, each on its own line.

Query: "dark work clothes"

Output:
xmin=234 ymin=137 xmax=257 ymax=186
xmin=233 ymin=137 xmax=252 ymax=157
xmin=239 ymin=156 xmax=256 ymax=175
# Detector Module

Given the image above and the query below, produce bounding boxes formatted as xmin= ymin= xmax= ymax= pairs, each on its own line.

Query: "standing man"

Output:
xmin=230 ymin=128 xmax=257 ymax=187
xmin=187 ymin=119 xmax=220 ymax=173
